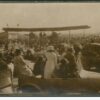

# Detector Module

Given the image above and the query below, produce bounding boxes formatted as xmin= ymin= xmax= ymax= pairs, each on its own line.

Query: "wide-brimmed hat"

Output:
xmin=73 ymin=43 xmax=83 ymax=51
xmin=47 ymin=46 xmax=55 ymax=51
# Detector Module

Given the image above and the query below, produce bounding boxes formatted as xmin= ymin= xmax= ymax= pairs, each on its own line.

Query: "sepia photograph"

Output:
xmin=0 ymin=3 xmax=100 ymax=96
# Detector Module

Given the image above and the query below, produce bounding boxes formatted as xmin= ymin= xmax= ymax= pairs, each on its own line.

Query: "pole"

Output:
xmin=68 ymin=30 xmax=71 ymax=45
xmin=17 ymin=24 xmax=19 ymax=42
xmin=6 ymin=24 xmax=9 ymax=42
xmin=83 ymin=29 xmax=86 ymax=38
xmin=28 ymin=33 xmax=30 ymax=48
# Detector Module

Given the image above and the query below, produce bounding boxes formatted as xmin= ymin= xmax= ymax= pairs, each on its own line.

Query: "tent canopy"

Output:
xmin=3 ymin=25 xmax=90 ymax=32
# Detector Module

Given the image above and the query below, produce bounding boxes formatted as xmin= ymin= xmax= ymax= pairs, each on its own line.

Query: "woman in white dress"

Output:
xmin=44 ymin=46 xmax=57 ymax=79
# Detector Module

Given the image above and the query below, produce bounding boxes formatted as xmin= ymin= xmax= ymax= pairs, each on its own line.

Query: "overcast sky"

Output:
xmin=0 ymin=3 xmax=100 ymax=33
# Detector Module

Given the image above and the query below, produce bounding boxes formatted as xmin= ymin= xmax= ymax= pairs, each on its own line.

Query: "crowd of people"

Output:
xmin=1 ymin=31 xmax=100 ymax=94
xmin=0 ymin=39 xmax=85 ymax=94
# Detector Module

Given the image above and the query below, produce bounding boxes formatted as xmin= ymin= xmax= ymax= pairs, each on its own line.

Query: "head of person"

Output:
xmin=67 ymin=46 xmax=75 ymax=54
xmin=15 ymin=49 xmax=22 ymax=56
xmin=47 ymin=45 xmax=55 ymax=52
xmin=26 ymin=49 xmax=32 ymax=55
xmin=59 ymin=43 xmax=67 ymax=55
xmin=73 ymin=43 xmax=83 ymax=55
xmin=5 ymin=55 xmax=13 ymax=64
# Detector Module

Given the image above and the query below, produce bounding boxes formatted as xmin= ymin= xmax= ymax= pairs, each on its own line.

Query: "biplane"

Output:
xmin=3 ymin=25 xmax=90 ymax=40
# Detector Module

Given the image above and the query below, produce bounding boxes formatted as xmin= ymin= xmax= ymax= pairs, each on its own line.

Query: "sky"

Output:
xmin=0 ymin=3 xmax=100 ymax=34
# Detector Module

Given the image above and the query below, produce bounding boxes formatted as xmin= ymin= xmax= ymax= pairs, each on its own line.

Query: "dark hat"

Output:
xmin=74 ymin=43 xmax=82 ymax=51
xmin=15 ymin=49 xmax=21 ymax=56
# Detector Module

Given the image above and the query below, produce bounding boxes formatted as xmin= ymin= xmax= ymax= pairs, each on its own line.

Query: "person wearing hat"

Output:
xmin=73 ymin=43 xmax=83 ymax=73
xmin=64 ymin=45 xmax=79 ymax=78
xmin=13 ymin=49 xmax=33 ymax=77
xmin=6 ymin=55 xmax=14 ymax=81
xmin=0 ymin=56 xmax=13 ymax=93
xmin=44 ymin=46 xmax=57 ymax=79
xmin=73 ymin=43 xmax=100 ymax=79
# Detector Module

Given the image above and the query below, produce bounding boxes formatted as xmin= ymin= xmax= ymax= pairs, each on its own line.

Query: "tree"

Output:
xmin=29 ymin=32 xmax=38 ymax=47
xmin=29 ymin=32 xmax=37 ymax=40
xmin=48 ymin=31 xmax=59 ymax=45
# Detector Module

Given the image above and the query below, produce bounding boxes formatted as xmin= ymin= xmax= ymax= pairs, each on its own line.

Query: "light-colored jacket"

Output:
xmin=44 ymin=52 xmax=57 ymax=79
